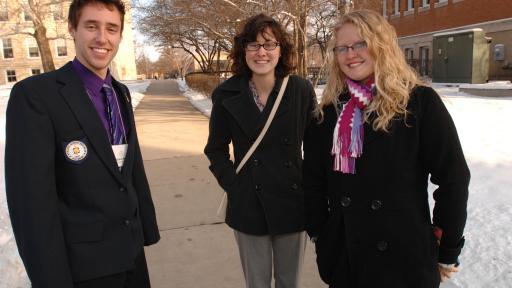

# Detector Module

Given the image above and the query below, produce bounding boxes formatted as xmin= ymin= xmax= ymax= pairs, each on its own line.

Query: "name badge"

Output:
xmin=112 ymin=144 xmax=128 ymax=170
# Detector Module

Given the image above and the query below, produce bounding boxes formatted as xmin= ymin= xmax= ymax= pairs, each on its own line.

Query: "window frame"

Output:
xmin=55 ymin=38 xmax=68 ymax=57
xmin=31 ymin=68 xmax=41 ymax=75
xmin=0 ymin=0 xmax=8 ymax=21
xmin=2 ymin=38 xmax=14 ymax=59
xmin=26 ymin=37 xmax=40 ymax=58
xmin=6 ymin=69 xmax=17 ymax=83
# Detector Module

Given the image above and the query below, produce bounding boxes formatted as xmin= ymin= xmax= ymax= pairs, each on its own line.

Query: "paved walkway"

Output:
xmin=135 ymin=80 xmax=326 ymax=288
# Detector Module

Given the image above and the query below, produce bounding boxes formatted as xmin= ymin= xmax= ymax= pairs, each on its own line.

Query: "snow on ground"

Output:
xmin=0 ymin=80 xmax=150 ymax=288
xmin=181 ymin=80 xmax=512 ymax=288
xmin=1 ymin=79 xmax=511 ymax=287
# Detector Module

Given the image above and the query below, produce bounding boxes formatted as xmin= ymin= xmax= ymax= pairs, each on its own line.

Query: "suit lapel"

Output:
xmin=222 ymin=77 xmax=261 ymax=139
xmin=57 ymin=63 xmax=124 ymax=183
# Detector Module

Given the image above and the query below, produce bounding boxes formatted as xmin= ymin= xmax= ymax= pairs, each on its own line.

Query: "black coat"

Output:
xmin=204 ymin=74 xmax=316 ymax=235
xmin=303 ymin=86 xmax=470 ymax=287
xmin=5 ymin=62 xmax=160 ymax=287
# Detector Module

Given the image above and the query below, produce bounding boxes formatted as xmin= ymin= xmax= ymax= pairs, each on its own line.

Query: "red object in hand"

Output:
xmin=433 ymin=226 xmax=443 ymax=241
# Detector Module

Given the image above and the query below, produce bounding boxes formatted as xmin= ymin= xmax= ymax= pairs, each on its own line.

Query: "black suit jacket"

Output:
xmin=5 ymin=62 xmax=160 ymax=287
xmin=303 ymin=86 xmax=470 ymax=287
xmin=204 ymin=74 xmax=316 ymax=235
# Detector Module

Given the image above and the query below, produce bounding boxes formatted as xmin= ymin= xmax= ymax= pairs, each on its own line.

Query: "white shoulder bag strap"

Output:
xmin=216 ymin=75 xmax=290 ymax=218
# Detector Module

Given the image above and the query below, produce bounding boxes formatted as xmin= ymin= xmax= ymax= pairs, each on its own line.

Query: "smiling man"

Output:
xmin=5 ymin=0 xmax=160 ymax=287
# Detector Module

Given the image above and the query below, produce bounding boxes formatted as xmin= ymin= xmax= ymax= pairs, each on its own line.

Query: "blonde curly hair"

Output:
xmin=318 ymin=9 xmax=423 ymax=131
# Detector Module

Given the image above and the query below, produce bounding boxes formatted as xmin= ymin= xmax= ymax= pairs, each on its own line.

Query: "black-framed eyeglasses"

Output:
xmin=333 ymin=41 xmax=368 ymax=55
xmin=245 ymin=41 xmax=280 ymax=51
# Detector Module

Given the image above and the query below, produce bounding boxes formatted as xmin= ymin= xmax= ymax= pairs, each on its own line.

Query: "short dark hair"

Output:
xmin=230 ymin=13 xmax=295 ymax=78
xmin=68 ymin=0 xmax=126 ymax=32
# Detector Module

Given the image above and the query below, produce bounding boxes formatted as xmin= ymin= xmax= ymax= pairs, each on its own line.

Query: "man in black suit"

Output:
xmin=5 ymin=0 xmax=160 ymax=287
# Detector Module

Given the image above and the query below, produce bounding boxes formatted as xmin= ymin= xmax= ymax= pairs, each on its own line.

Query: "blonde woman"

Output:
xmin=303 ymin=10 xmax=469 ymax=287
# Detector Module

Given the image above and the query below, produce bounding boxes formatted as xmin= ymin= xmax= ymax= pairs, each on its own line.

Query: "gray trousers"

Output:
xmin=234 ymin=230 xmax=307 ymax=288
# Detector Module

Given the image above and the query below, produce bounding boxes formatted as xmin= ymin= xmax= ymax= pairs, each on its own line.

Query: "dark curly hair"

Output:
xmin=230 ymin=13 xmax=295 ymax=78
xmin=68 ymin=0 xmax=126 ymax=32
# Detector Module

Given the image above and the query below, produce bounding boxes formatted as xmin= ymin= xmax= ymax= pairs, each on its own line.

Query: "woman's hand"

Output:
xmin=438 ymin=263 xmax=459 ymax=282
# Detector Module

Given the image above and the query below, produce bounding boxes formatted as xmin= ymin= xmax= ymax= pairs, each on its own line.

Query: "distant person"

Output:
xmin=303 ymin=9 xmax=470 ymax=287
xmin=204 ymin=14 xmax=316 ymax=288
xmin=5 ymin=0 xmax=160 ymax=287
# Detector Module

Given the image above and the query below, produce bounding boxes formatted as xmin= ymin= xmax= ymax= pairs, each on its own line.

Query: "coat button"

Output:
xmin=282 ymin=137 xmax=290 ymax=145
xmin=253 ymin=159 xmax=260 ymax=166
xmin=255 ymin=184 xmax=262 ymax=191
xmin=284 ymin=161 xmax=292 ymax=168
xmin=119 ymin=187 xmax=125 ymax=192
xmin=377 ymin=241 xmax=388 ymax=251
xmin=124 ymin=219 xmax=131 ymax=226
xmin=371 ymin=200 xmax=382 ymax=210
xmin=291 ymin=183 xmax=298 ymax=190
xmin=341 ymin=196 xmax=351 ymax=207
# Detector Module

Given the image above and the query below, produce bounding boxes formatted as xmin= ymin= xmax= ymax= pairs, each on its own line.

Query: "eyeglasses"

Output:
xmin=333 ymin=41 xmax=368 ymax=55
xmin=245 ymin=41 xmax=280 ymax=51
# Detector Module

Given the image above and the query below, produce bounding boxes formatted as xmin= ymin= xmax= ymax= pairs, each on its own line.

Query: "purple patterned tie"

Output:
xmin=102 ymin=84 xmax=124 ymax=145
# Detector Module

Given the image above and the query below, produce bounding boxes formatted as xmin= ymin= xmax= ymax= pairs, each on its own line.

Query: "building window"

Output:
xmin=21 ymin=0 xmax=32 ymax=21
xmin=382 ymin=0 xmax=387 ymax=17
xmin=27 ymin=37 xmax=39 ymax=58
xmin=405 ymin=48 xmax=415 ymax=69
xmin=407 ymin=0 xmax=414 ymax=10
xmin=6 ymin=70 xmax=17 ymax=82
xmin=52 ymin=3 xmax=63 ymax=20
xmin=0 ymin=0 xmax=8 ymax=21
xmin=419 ymin=46 xmax=430 ymax=76
xmin=394 ymin=0 xmax=400 ymax=15
xmin=422 ymin=0 xmax=430 ymax=7
xmin=2 ymin=38 xmax=13 ymax=59
xmin=31 ymin=68 xmax=41 ymax=75
xmin=56 ymin=38 xmax=67 ymax=57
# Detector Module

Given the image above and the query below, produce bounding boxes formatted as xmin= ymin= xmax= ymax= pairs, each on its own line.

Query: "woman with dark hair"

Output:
xmin=303 ymin=9 xmax=469 ymax=287
xmin=204 ymin=13 xmax=317 ymax=288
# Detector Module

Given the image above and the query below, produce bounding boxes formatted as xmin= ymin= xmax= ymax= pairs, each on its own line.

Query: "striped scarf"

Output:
xmin=331 ymin=77 xmax=375 ymax=174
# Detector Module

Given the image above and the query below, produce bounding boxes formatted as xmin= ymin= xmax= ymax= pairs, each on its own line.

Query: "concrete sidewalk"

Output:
xmin=135 ymin=80 xmax=326 ymax=288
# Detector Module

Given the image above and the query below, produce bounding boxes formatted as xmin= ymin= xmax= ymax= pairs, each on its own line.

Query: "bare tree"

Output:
xmin=135 ymin=0 xmax=381 ymax=77
xmin=0 ymin=0 xmax=71 ymax=72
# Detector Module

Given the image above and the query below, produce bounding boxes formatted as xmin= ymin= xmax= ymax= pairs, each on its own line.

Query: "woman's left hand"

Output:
xmin=438 ymin=264 xmax=459 ymax=282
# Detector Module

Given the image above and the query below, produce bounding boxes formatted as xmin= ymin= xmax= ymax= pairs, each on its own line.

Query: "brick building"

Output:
xmin=0 ymin=0 xmax=137 ymax=86
xmin=381 ymin=0 xmax=512 ymax=81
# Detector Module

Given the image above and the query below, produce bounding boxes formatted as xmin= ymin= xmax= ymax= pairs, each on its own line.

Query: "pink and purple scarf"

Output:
xmin=331 ymin=77 xmax=376 ymax=174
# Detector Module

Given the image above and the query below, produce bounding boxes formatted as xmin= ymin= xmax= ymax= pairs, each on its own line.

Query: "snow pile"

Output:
xmin=177 ymin=79 xmax=212 ymax=117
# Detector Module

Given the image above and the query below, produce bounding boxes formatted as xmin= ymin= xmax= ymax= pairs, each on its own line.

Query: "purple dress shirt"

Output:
xmin=72 ymin=59 xmax=128 ymax=144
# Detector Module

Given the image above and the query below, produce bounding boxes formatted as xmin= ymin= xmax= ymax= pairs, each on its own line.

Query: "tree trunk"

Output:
xmin=34 ymin=25 xmax=55 ymax=72
xmin=216 ymin=48 xmax=221 ymax=72
xmin=28 ymin=0 xmax=56 ymax=72
xmin=295 ymin=0 xmax=308 ymax=78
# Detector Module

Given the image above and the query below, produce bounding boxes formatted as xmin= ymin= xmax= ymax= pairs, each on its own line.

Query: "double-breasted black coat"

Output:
xmin=204 ymin=74 xmax=316 ymax=235
xmin=303 ymin=86 xmax=470 ymax=287
xmin=5 ymin=62 xmax=160 ymax=287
